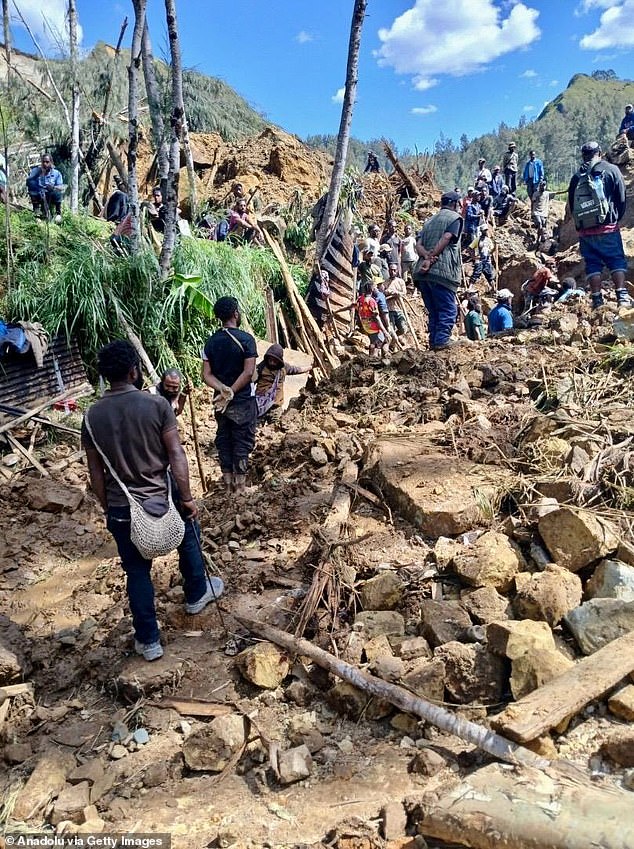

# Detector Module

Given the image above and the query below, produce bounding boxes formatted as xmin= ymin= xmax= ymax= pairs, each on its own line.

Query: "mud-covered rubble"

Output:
xmin=2 ymin=339 xmax=634 ymax=848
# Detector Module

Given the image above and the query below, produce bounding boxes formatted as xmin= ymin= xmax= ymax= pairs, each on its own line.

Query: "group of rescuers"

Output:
xmin=81 ymin=135 xmax=629 ymax=664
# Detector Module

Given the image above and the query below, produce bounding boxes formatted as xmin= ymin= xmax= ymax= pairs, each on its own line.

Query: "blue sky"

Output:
xmin=10 ymin=0 xmax=634 ymax=152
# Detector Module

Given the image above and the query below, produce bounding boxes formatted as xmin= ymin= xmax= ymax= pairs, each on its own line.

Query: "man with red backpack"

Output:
xmin=568 ymin=141 xmax=628 ymax=309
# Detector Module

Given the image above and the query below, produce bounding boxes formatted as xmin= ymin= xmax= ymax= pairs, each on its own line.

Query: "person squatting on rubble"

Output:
xmin=521 ymin=260 xmax=558 ymax=312
xmin=488 ymin=289 xmax=515 ymax=334
xmin=465 ymin=299 xmax=486 ymax=341
xmin=106 ymin=176 xmax=129 ymax=224
xmin=470 ymin=223 xmax=495 ymax=289
xmin=26 ymin=154 xmax=64 ymax=222
xmin=255 ymin=344 xmax=311 ymax=423
xmin=364 ymin=151 xmax=380 ymax=173
xmin=202 ymin=296 xmax=257 ymax=494
xmin=82 ymin=340 xmax=224 ymax=663
xmin=228 ymin=198 xmax=264 ymax=246
xmin=414 ymin=191 xmax=464 ymax=351
xmin=148 ymin=368 xmax=189 ymax=417
xmin=567 ymin=141 xmax=628 ymax=309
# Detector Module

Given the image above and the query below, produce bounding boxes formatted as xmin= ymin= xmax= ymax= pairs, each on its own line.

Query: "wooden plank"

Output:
xmin=0 ymin=383 xmax=92 ymax=435
xmin=0 ymin=682 xmax=34 ymax=699
xmin=6 ymin=433 xmax=50 ymax=477
xmin=492 ymin=630 xmax=634 ymax=743
xmin=152 ymin=697 xmax=233 ymax=718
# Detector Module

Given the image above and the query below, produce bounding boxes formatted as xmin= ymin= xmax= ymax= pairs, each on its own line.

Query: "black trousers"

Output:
xmin=215 ymin=397 xmax=257 ymax=474
xmin=504 ymin=169 xmax=517 ymax=194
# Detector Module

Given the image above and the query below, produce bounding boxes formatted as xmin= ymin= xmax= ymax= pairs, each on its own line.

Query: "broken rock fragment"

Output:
xmin=538 ymin=507 xmax=618 ymax=572
xmin=359 ymin=571 xmax=404 ymax=611
xmin=565 ymin=599 xmax=634 ymax=654
xmin=182 ymin=714 xmax=246 ymax=772
xmin=236 ymin=641 xmax=290 ymax=689
xmin=513 ymin=565 xmax=582 ymax=627
xmin=434 ymin=642 xmax=505 ymax=704
xmin=419 ymin=600 xmax=472 ymax=647
xmin=586 ymin=559 xmax=634 ymax=602
xmin=451 ymin=531 xmax=525 ymax=592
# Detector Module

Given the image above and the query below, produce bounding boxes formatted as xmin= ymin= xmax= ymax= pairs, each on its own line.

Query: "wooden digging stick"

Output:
xmin=187 ymin=388 xmax=207 ymax=492
xmin=398 ymin=295 xmax=420 ymax=349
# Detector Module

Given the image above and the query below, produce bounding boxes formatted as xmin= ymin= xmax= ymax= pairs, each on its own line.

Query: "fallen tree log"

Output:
xmin=412 ymin=761 xmax=634 ymax=849
xmin=492 ymin=629 xmax=634 ymax=743
xmin=235 ymin=615 xmax=550 ymax=770
xmin=382 ymin=140 xmax=419 ymax=199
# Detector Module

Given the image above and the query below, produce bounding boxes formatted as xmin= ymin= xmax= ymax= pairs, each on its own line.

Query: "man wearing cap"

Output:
xmin=502 ymin=143 xmax=518 ymax=194
xmin=413 ymin=191 xmax=464 ymax=350
xmin=618 ymin=104 xmax=634 ymax=141
xmin=522 ymin=151 xmax=544 ymax=199
xmin=567 ymin=141 xmax=628 ymax=309
xmin=488 ymin=290 xmax=515 ymax=334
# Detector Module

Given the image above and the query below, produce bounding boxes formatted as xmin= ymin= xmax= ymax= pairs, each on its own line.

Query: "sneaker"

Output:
xmin=591 ymin=293 xmax=604 ymax=309
xmin=134 ymin=639 xmax=164 ymax=662
xmin=54 ymin=214 xmax=62 ymax=224
xmin=185 ymin=575 xmax=225 ymax=614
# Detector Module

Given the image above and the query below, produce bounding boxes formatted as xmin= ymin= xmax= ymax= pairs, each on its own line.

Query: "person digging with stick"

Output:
xmin=82 ymin=340 xmax=224 ymax=663
xmin=202 ymin=296 xmax=258 ymax=494
xmin=147 ymin=368 xmax=189 ymax=417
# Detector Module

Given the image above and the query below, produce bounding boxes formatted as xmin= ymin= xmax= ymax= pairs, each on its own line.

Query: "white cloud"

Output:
xmin=578 ymin=0 xmax=621 ymax=11
xmin=331 ymin=87 xmax=345 ymax=104
xmin=296 ymin=30 xmax=313 ymax=44
xmin=549 ymin=78 xmax=559 ymax=86
xmin=520 ymin=69 xmax=538 ymax=77
xmin=522 ymin=104 xmax=536 ymax=112
xmin=376 ymin=0 xmax=540 ymax=90
xmin=580 ymin=0 xmax=634 ymax=48
xmin=411 ymin=104 xmax=438 ymax=115
xmin=11 ymin=0 xmax=83 ymax=52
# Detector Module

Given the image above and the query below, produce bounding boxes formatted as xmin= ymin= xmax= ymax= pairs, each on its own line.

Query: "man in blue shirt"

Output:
xmin=618 ymin=104 xmax=634 ymax=140
xmin=522 ymin=151 xmax=544 ymax=199
xmin=26 ymin=154 xmax=64 ymax=222
xmin=488 ymin=289 xmax=515 ymax=335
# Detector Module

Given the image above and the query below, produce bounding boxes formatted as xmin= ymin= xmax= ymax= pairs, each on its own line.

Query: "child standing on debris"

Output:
xmin=356 ymin=282 xmax=390 ymax=358
xmin=384 ymin=263 xmax=409 ymax=338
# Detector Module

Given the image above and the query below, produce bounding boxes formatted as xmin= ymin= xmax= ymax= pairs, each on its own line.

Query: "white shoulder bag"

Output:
xmin=84 ymin=412 xmax=185 ymax=560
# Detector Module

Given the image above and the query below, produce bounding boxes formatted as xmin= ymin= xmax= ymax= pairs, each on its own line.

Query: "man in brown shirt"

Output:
xmin=82 ymin=340 xmax=223 ymax=662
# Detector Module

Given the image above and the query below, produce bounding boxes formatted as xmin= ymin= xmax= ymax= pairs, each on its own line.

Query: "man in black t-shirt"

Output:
xmin=202 ymin=296 xmax=257 ymax=493
xmin=82 ymin=340 xmax=224 ymax=662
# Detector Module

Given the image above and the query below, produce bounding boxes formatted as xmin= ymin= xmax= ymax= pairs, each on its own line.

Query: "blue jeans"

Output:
xmin=418 ymin=280 xmax=458 ymax=348
xmin=107 ymin=503 xmax=208 ymax=645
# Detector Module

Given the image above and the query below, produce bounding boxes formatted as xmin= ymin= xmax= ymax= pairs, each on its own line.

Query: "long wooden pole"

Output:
xmin=236 ymin=615 xmax=551 ymax=770
xmin=0 ymin=383 xmax=92 ymax=435
xmin=187 ymin=390 xmax=207 ymax=491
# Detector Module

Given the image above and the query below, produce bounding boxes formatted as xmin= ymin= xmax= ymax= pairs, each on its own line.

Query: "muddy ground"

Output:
xmin=2 ymin=307 xmax=634 ymax=848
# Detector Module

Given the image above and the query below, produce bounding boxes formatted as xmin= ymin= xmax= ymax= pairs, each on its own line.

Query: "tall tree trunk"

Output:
xmin=2 ymin=0 xmax=11 ymax=88
xmin=141 ymin=21 xmax=169 ymax=193
xmin=127 ymin=0 xmax=147 ymax=254
xmin=159 ymin=0 xmax=196 ymax=277
xmin=315 ymin=0 xmax=367 ymax=260
xmin=67 ymin=0 xmax=80 ymax=213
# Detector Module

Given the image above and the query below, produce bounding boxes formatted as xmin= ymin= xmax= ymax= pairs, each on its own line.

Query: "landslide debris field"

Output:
xmin=2 ymin=325 xmax=634 ymax=848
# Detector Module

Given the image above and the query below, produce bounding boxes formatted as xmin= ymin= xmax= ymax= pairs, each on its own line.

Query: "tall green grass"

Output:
xmin=0 ymin=213 xmax=308 ymax=381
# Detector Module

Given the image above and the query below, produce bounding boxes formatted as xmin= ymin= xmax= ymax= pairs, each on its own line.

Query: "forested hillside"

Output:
xmin=429 ymin=71 xmax=634 ymax=190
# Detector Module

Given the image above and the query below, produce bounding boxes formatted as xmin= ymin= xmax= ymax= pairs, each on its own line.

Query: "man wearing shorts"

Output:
xmin=568 ymin=142 xmax=628 ymax=309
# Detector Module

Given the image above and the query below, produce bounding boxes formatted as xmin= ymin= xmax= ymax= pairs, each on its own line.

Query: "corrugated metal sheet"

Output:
xmin=0 ymin=335 xmax=88 ymax=410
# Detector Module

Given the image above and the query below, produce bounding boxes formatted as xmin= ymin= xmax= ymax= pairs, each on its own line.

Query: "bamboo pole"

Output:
xmin=236 ymin=616 xmax=551 ymax=771
xmin=398 ymin=295 xmax=420 ymax=349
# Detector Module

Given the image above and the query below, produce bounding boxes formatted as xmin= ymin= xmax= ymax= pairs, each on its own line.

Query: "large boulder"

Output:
xmin=538 ymin=508 xmax=618 ymax=572
xmin=366 ymin=436 xmax=514 ymax=537
xmin=451 ymin=531 xmax=525 ymax=592
xmin=13 ymin=748 xmax=76 ymax=821
xmin=564 ymin=599 xmax=634 ymax=655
